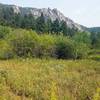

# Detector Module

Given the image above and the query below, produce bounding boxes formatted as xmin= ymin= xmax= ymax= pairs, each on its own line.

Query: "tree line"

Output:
xmin=0 ymin=25 xmax=93 ymax=60
xmin=0 ymin=24 xmax=99 ymax=60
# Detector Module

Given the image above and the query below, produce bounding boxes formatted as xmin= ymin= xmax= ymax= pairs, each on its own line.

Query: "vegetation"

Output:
xmin=0 ymin=25 xmax=91 ymax=59
xmin=87 ymin=27 xmax=100 ymax=33
xmin=0 ymin=24 xmax=98 ymax=60
xmin=91 ymin=32 xmax=100 ymax=48
xmin=0 ymin=8 xmax=100 ymax=100
xmin=0 ymin=59 xmax=100 ymax=100
xmin=0 ymin=7 xmax=77 ymax=36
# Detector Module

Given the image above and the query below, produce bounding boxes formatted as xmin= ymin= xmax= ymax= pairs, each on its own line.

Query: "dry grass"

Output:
xmin=0 ymin=58 xmax=100 ymax=100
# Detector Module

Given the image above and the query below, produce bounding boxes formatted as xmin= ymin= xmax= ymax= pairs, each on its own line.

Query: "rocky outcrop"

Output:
xmin=0 ymin=3 xmax=84 ymax=31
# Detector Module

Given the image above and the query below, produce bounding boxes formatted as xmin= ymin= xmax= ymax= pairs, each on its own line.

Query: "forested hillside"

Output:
xmin=0 ymin=3 xmax=79 ymax=36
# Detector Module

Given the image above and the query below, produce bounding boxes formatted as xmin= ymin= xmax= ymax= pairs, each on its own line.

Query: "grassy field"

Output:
xmin=0 ymin=58 xmax=100 ymax=100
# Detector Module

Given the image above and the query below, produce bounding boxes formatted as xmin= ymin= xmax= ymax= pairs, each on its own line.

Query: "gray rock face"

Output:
xmin=0 ymin=3 xmax=83 ymax=31
xmin=12 ymin=5 xmax=20 ymax=14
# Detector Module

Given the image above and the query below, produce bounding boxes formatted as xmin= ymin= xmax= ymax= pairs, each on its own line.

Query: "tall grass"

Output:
xmin=0 ymin=59 xmax=100 ymax=100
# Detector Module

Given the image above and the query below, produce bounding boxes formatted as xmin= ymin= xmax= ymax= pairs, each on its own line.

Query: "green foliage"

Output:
xmin=55 ymin=36 xmax=76 ymax=59
xmin=73 ymin=32 xmax=91 ymax=46
xmin=6 ymin=29 xmax=38 ymax=57
xmin=0 ymin=40 xmax=13 ymax=59
xmin=46 ymin=18 xmax=52 ymax=33
xmin=0 ymin=25 xmax=94 ymax=60
xmin=21 ymin=14 xmax=36 ymax=30
xmin=51 ymin=19 xmax=60 ymax=34
xmin=72 ymin=32 xmax=91 ymax=59
xmin=36 ymin=35 xmax=56 ymax=58
xmin=0 ymin=26 xmax=11 ymax=39
xmin=36 ymin=13 xmax=46 ymax=33
xmin=0 ymin=7 xmax=78 ymax=36
xmin=74 ymin=42 xmax=90 ymax=59
xmin=6 ymin=29 xmax=56 ymax=58
xmin=60 ymin=20 xmax=68 ymax=35
xmin=91 ymin=33 xmax=100 ymax=48
xmin=14 ymin=13 xmax=23 ymax=28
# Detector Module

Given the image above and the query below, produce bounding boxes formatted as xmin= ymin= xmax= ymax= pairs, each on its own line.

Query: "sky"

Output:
xmin=0 ymin=0 xmax=100 ymax=27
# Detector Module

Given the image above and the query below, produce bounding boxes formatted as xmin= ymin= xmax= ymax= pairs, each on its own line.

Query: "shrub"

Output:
xmin=6 ymin=29 xmax=57 ymax=58
xmin=0 ymin=26 xmax=11 ymax=39
xmin=74 ymin=42 xmax=90 ymax=59
xmin=73 ymin=32 xmax=91 ymax=59
xmin=6 ymin=29 xmax=38 ymax=57
xmin=0 ymin=40 xmax=13 ymax=59
xmin=35 ymin=34 xmax=56 ymax=58
xmin=55 ymin=36 xmax=76 ymax=59
xmin=90 ymin=32 xmax=100 ymax=49
xmin=73 ymin=32 xmax=91 ymax=46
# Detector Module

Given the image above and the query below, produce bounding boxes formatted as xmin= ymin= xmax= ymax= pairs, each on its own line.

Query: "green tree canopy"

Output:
xmin=36 ymin=13 xmax=46 ymax=33
xmin=51 ymin=19 xmax=60 ymax=34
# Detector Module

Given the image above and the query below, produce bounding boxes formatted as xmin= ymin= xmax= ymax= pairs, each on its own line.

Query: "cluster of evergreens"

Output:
xmin=0 ymin=7 xmax=77 ymax=36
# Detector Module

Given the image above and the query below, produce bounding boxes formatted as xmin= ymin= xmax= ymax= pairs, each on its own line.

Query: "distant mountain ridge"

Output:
xmin=0 ymin=3 xmax=100 ymax=33
xmin=87 ymin=27 xmax=100 ymax=33
xmin=0 ymin=3 xmax=83 ymax=31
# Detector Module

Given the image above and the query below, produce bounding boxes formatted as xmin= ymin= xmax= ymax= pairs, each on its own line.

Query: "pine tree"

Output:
xmin=51 ymin=19 xmax=60 ymax=34
xmin=36 ymin=13 xmax=46 ymax=33
xmin=60 ymin=20 xmax=68 ymax=35
xmin=14 ymin=13 xmax=22 ymax=28
xmin=46 ymin=18 xmax=52 ymax=33
xmin=21 ymin=14 xmax=36 ymax=30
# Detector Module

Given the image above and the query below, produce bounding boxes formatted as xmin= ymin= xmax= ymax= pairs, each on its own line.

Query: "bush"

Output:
xmin=90 ymin=32 xmax=100 ymax=49
xmin=0 ymin=26 xmax=11 ymax=39
xmin=73 ymin=32 xmax=91 ymax=59
xmin=6 ymin=29 xmax=38 ymax=57
xmin=55 ymin=36 xmax=76 ymax=59
xmin=35 ymin=34 xmax=56 ymax=58
xmin=73 ymin=32 xmax=91 ymax=46
xmin=0 ymin=40 xmax=13 ymax=59
xmin=74 ymin=42 xmax=90 ymax=59
xmin=6 ymin=30 xmax=57 ymax=59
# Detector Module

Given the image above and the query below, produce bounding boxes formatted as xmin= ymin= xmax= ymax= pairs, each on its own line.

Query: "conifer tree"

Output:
xmin=36 ymin=13 xmax=46 ymax=33
xmin=52 ymin=19 xmax=60 ymax=34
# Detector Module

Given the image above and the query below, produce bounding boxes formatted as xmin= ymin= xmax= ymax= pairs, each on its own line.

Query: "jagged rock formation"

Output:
xmin=0 ymin=3 xmax=84 ymax=30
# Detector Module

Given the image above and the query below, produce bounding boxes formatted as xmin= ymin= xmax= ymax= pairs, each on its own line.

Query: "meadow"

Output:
xmin=0 ymin=24 xmax=99 ymax=100
xmin=0 ymin=58 xmax=100 ymax=100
